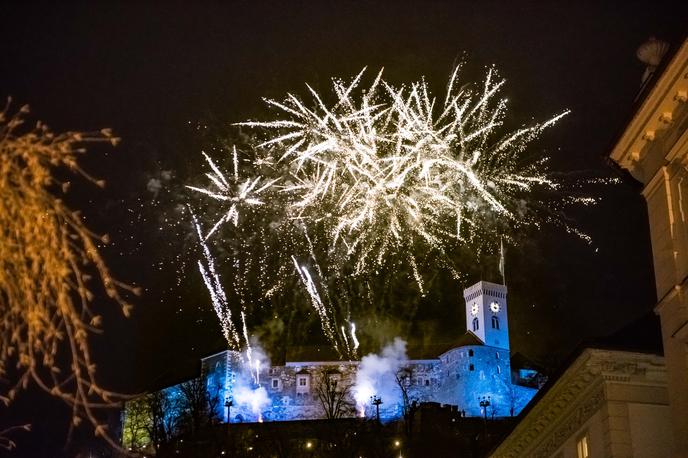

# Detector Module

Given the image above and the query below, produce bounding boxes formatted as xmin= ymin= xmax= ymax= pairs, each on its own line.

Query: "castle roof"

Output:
xmin=284 ymin=331 xmax=485 ymax=364
xmin=285 ymin=344 xmax=342 ymax=363
xmin=406 ymin=331 xmax=485 ymax=360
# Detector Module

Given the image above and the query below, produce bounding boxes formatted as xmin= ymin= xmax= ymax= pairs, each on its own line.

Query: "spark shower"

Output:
xmin=186 ymin=66 xmax=572 ymax=361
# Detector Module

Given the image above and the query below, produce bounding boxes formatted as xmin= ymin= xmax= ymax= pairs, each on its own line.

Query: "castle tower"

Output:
xmin=463 ymin=280 xmax=509 ymax=350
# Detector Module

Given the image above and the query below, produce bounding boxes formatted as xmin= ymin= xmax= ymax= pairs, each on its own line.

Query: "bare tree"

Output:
xmin=506 ymin=380 xmax=516 ymax=417
xmin=0 ymin=101 xmax=137 ymax=449
xmin=121 ymin=397 xmax=150 ymax=453
xmin=395 ymin=367 xmax=415 ymax=437
xmin=177 ymin=371 xmax=222 ymax=437
xmin=144 ymin=390 xmax=179 ymax=454
xmin=314 ymin=368 xmax=354 ymax=419
xmin=0 ymin=425 xmax=31 ymax=451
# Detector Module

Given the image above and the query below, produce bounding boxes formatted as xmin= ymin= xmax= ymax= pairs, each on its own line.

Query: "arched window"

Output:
xmin=492 ymin=316 xmax=500 ymax=330
xmin=472 ymin=317 xmax=479 ymax=331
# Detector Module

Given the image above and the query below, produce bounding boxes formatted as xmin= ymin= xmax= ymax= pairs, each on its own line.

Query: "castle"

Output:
xmin=193 ymin=280 xmax=540 ymax=423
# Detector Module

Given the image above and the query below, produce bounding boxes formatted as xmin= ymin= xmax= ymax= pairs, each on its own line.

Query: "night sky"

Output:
xmin=1 ymin=1 xmax=686 ymax=454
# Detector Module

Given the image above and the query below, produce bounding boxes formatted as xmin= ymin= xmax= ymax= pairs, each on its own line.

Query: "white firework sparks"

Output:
xmin=187 ymin=148 xmax=277 ymax=240
xmin=237 ymin=66 xmax=568 ymax=279
xmin=191 ymin=210 xmax=242 ymax=348
xmin=188 ymin=66 xmax=573 ymax=357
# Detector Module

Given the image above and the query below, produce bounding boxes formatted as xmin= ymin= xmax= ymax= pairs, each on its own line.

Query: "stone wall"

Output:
xmin=197 ymin=346 xmax=536 ymax=423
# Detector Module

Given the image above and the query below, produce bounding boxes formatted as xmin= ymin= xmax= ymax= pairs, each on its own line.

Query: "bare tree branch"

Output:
xmin=314 ymin=368 xmax=354 ymax=419
xmin=0 ymin=100 xmax=138 ymax=450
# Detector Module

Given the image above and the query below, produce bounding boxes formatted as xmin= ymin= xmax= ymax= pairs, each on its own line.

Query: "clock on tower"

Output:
xmin=463 ymin=280 xmax=510 ymax=350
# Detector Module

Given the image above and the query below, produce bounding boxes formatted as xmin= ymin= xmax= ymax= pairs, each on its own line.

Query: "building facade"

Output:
xmin=203 ymin=281 xmax=537 ymax=423
xmin=490 ymin=349 xmax=670 ymax=458
xmin=609 ymin=37 xmax=688 ymax=456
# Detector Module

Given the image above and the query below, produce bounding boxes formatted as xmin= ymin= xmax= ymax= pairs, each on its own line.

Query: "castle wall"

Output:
xmin=435 ymin=345 xmax=523 ymax=417
xmin=123 ymin=278 xmax=539 ymax=452
xmin=199 ymin=346 xmax=536 ymax=423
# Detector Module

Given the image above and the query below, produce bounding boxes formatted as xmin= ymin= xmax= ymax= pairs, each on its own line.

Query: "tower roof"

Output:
xmin=463 ymin=280 xmax=507 ymax=298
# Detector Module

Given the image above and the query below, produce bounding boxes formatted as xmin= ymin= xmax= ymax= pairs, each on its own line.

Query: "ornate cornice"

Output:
xmin=490 ymin=349 xmax=666 ymax=458
xmin=610 ymin=38 xmax=688 ymax=182
xmin=531 ymin=385 xmax=605 ymax=458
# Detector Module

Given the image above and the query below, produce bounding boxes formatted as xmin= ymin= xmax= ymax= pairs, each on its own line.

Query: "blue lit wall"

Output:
xmin=197 ymin=345 xmax=538 ymax=424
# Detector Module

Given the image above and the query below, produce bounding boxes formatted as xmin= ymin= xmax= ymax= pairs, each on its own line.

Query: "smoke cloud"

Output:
xmin=353 ymin=337 xmax=408 ymax=418
xmin=230 ymin=340 xmax=272 ymax=422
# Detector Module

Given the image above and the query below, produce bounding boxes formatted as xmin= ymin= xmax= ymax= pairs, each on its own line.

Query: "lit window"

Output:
xmin=576 ymin=434 xmax=589 ymax=458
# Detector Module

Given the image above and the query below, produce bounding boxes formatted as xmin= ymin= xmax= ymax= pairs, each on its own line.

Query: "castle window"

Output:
xmin=469 ymin=364 xmax=474 ymax=371
xmin=472 ymin=317 xmax=479 ymax=331
xmin=468 ymin=349 xmax=474 ymax=357
xmin=496 ymin=352 xmax=500 ymax=360
xmin=497 ymin=365 xmax=501 ymax=374
xmin=491 ymin=316 xmax=500 ymax=330
xmin=296 ymin=373 xmax=310 ymax=393
xmin=424 ymin=378 xmax=430 ymax=386
xmin=271 ymin=378 xmax=281 ymax=391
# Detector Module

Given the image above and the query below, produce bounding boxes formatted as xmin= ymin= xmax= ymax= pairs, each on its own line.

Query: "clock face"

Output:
xmin=490 ymin=301 xmax=500 ymax=313
xmin=471 ymin=303 xmax=479 ymax=316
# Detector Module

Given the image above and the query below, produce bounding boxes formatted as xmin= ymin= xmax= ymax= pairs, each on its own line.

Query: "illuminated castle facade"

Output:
xmin=201 ymin=280 xmax=540 ymax=423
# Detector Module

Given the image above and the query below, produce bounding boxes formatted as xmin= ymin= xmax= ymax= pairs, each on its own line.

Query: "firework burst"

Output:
xmin=188 ymin=66 xmax=572 ymax=358
xmin=237 ymin=66 xmax=568 ymax=281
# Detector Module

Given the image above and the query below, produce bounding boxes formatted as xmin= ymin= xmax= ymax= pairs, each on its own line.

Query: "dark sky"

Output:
xmin=1 ymin=1 xmax=686 ymax=454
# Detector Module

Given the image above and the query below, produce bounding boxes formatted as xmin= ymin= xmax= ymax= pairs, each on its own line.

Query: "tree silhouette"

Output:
xmin=314 ymin=369 xmax=354 ymax=419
